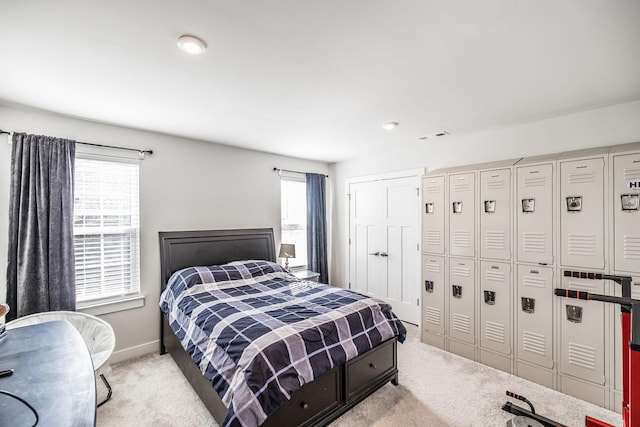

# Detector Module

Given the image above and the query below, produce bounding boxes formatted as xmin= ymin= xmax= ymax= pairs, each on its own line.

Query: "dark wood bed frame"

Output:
xmin=159 ymin=228 xmax=399 ymax=427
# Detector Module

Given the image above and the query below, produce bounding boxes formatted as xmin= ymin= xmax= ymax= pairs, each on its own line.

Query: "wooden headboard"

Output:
xmin=158 ymin=228 xmax=276 ymax=291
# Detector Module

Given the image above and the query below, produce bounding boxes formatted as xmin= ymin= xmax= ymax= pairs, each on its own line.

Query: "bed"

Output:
xmin=159 ymin=228 xmax=406 ymax=427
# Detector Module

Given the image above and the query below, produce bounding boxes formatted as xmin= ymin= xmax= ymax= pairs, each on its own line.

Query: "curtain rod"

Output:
xmin=0 ymin=129 xmax=153 ymax=155
xmin=273 ymin=167 xmax=328 ymax=178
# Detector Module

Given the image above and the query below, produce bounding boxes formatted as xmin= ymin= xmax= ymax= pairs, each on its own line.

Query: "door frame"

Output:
xmin=345 ymin=168 xmax=424 ymax=321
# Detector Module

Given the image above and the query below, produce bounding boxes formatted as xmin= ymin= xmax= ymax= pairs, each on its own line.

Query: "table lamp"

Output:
xmin=278 ymin=243 xmax=296 ymax=271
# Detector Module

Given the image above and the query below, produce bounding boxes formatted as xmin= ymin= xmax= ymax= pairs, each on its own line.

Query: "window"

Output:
xmin=74 ymin=156 xmax=140 ymax=303
xmin=280 ymin=177 xmax=307 ymax=269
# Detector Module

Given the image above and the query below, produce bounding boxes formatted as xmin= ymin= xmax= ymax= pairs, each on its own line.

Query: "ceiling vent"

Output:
xmin=417 ymin=131 xmax=450 ymax=141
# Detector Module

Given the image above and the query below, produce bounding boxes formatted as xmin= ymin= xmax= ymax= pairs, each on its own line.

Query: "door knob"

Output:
xmin=380 ymin=252 xmax=388 ymax=257
xmin=369 ymin=251 xmax=380 ymax=256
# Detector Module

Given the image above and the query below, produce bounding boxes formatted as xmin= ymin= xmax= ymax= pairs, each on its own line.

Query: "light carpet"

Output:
xmin=97 ymin=325 xmax=622 ymax=427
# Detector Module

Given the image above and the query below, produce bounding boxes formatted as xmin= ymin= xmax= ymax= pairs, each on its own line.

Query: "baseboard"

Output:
xmin=109 ymin=339 xmax=159 ymax=364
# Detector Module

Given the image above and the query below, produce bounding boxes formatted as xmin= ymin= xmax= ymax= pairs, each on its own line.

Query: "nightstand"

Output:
xmin=292 ymin=269 xmax=320 ymax=282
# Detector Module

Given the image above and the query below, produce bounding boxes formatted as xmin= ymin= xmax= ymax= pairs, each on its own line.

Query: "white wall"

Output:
xmin=0 ymin=104 xmax=329 ymax=362
xmin=329 ymin=100 xmax=640 ymax=288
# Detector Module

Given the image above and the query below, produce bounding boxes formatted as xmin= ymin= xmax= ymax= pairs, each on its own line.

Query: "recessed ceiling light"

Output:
xmin=382 ymin=122 xmax=399 ymax=130
xmin=177 ymin=34 xmax=207 ymax=55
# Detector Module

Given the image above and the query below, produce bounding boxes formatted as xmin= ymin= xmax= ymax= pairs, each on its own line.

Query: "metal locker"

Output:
xmin=448 ymin=257 xmax=475 ymax=344
xmin=613 ymin=153 xmax=640 ymax=273
xmin=480 ymin=261 xmax=511 ymax=355
xmin=558 ymin=273 xmax=606 ymax=385
xmin=480 ymin=168 xmax=511 ymax=261
xmin=560 ymin=157 xmax=605 ymax=269
xmin=421 ymin=255 xmax=446 ymax=335
xmin=516 ymin=265 xmax=554 ymax=369
xmin=516 ymin=163 xmax=554 ymax=265
xmin=422 ymin=175 xmax=446 ymax=255
xmin=449 ymin=172 xmax=476 ymax=257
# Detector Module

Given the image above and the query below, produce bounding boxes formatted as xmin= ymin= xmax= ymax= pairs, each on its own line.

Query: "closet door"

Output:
xmin=516 ymin=163 xmax=554 ymax=265
xmin=560 ymin=157 xmax=605 ymax=269
xmin=480 ymin=169 xmax=511 ymax=261
xmin=449 ymin=172 xmax=476 ymax=258
xmin=422 ymin=175 xmax=446 ymax=255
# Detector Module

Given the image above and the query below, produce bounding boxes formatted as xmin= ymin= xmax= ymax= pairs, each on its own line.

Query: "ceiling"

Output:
xmin=1 ymin=1 xmax=639 ymax=163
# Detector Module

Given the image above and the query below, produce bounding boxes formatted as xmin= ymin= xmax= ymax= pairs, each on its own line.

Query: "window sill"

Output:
xmin=77 ymin=294 xmax=145 ymax=316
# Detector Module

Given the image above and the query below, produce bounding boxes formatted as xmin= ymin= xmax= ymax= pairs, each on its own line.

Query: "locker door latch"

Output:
xmin=621 ymin=194 xmax=639 ymax=211
xmin=452 ymin=201 xmax=463 ymax=214
xmin=484 ymin=200 xmax=496 ymax=213
xmin=521 ymin=297 xmax=535 ymax=313
xmin=452 ymin=285 xmax=463 ymax=299
xmin=425 ymin=202 xmax=434 ymax=214
xmin=521 ymin=198 xmax=535 ymax=213
xmin=484 ymin=290 xmax=496 ymax=305
xmin=566 ymin=196 xmax=582 ymax=212
xmin=425 ymin=280 xmax=434 ymax=293
xmin=566 ymin=305 xmax=583 ymax=323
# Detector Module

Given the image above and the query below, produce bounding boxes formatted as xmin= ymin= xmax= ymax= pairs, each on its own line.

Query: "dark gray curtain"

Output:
xmin=6 ymin=133 xmax=76 ymax=321
xmin=306 ymin=173 xmax=328 ymax=283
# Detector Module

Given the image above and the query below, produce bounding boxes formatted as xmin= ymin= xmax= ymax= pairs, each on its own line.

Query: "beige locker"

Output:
xmin=480 ymin=261 xmax=511 ymax=355
xmin=449 ymin=172 xmax=476 ymax=257
xmin=480 ymin=169 xmax=511 ymax=261
xmin=613 ymin=152 xmax=640 ymax=273
xmin=516 ymin=265 xmax=554 ymax=369
xmin=422 ymin=175 xmax=446 ymax=255
xmin=517 ymin=163 xmax=554 ymax=265
xmin=558 ymin=273 xmax=606 ymax=385
xmin=560 ymin=157 xmax=606 ymax=269
xmin=448 ymin=257 xmax=475 ymax=344
xmin=421 ymin=255 xmax=446 ymax=336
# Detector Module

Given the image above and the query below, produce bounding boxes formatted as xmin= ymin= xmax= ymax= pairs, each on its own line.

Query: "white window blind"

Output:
xmin=74 ymin=156 xmax=140 ymax=303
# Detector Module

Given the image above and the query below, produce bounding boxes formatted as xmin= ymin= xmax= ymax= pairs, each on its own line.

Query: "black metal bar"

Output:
xmin=502 ymin=401 xmax=568 ymax=427
xmin=0 ymin=129 xmax=153 ymax=155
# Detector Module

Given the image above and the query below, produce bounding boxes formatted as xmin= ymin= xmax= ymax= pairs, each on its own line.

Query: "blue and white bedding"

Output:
xmin=159 ymin=260 xmax=406 ymax=427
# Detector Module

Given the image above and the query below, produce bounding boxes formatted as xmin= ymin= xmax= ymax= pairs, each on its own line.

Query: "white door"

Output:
xmin=349 ymin=176 xmax=420 ymax=324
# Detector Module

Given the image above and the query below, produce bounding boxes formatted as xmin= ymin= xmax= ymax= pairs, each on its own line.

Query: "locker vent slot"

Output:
xmin=425 ymin=263 xmax=441 ymax=273
xmin=484 ymin=231 xmax=506 ymax=250
xmin=485 ymin=321 xmax=505 ymax=344
xmin=522 ymin=232 xmax=546 ymax=253
xmin=426 ymin=186 xmax=441 ymax=194
xmin=567 ymin=342 xmax=596 ymax=371
xmin=523 ymin=176 xmax=546 ymax=187
xmin=425 ymin=307 xmax=441 ymax=325
xmin=485 ymin=270 xmax=505 ymax=283
xmin=485 ymin=180 xmax=505 ymax=190
xmin=567 ymin=171 xmax=596 ymax=184
xmin=565 ymin=280 xmax=599 ymax=292
xmin=522 ymin=275 xmax=546 ymax=288
xmin=453 ymin=230 xmax=471 ymax=248
xmin=523 ymin=331 xmax=546 ymax=356
xmin=567 ymin=234 xmax=596 ymax=256
xmin=452 ymin=313 xmax=471 ymax=335
xmin=425 ymin=230 xmax=442 ymax=246
xmin=623 ymin=236 xmax=640 ymax=260
xmin=454 ymin=182 xmax=472 ymax=192
xmin=622 ymin=167 xmax=640 ymax=180
xmin=452 ymin=266 xmax=471 ymax=277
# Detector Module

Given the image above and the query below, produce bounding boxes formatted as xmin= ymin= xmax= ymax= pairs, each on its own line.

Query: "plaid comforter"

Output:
xmin=159 ymin=260 xmax=406 ymax=427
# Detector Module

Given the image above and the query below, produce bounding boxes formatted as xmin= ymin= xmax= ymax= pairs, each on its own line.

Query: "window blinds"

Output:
xmin=74 ymin=157 xmax=140 ymax=302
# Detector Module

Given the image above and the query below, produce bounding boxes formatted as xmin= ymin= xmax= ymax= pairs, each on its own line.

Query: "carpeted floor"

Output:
xmin=96 ymin=325 xmax=622 ymax=427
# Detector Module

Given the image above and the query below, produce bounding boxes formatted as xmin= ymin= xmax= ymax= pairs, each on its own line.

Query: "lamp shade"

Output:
xmin=278 ymin=243 xmax=296 ymax=259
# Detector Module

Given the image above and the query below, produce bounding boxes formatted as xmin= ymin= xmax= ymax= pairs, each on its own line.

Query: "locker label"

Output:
xmin=425 ymin=202 xmax=434 ymax=214
xmin=621 ymin=194 xmax=639 ymax=211
xmin=625 ymin=179 xmax=640 ymax=189
xmin=484 ymin=200 xmax=496 ymax=213
xmin=521 ymin=297 xmax=535 ymax=313
xmin=452 ymin=201 xmax=463 ymax=214
xmin=521 ymin=198 xmax=535 ymax=213
xmin=566 ymin=196 xmax=582 ymax=212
